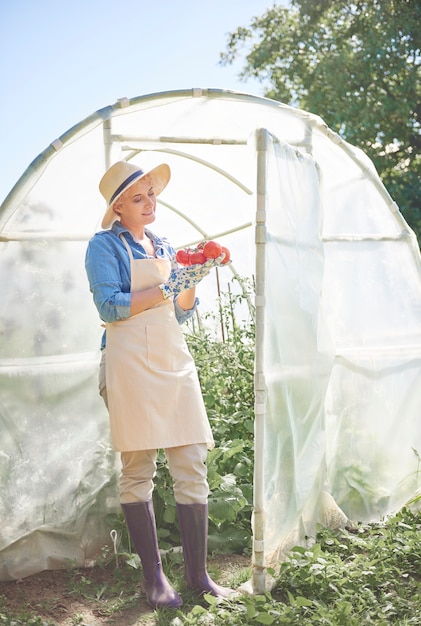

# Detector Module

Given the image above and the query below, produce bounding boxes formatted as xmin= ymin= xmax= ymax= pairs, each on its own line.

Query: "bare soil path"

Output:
xmin=0 ymin=554 xmax=250 ymax=625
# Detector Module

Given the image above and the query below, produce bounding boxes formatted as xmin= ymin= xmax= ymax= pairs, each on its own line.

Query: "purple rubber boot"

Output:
xmin=176 ymin=502 xmax=235 ymax=598
xmin=121 ymin=500 xmax=183 ymax=609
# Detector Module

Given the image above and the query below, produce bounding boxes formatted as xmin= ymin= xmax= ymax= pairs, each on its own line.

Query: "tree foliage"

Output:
xmin=221 ymin=0 xmax=421 ymax=238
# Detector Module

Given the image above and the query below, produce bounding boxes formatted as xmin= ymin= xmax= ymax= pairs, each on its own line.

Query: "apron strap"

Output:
xmin=119 ymin=233 xmax=170 ymax=295
xmin=120 ymin=234 xmax=134 ymax=261
xmin=120 ymin=234 xmax=135 ymax=279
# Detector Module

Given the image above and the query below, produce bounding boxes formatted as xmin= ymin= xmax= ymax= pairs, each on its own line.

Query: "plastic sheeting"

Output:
xmin=257 ymin=126 xmax=421 ymax=574
xmin=1 ymin=89 xmax=420 ymax=584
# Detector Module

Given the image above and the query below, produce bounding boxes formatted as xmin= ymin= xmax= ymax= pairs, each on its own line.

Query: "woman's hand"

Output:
xmin=159 ymin=254 xmax=225 ymax=300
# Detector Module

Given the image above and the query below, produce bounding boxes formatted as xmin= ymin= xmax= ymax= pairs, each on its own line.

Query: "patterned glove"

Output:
xmin=159 ymin=254 xmax=226 ymax=299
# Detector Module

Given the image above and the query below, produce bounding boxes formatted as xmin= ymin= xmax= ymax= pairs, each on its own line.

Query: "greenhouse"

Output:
xmin=1 ymin=89 xmax=420 ymax=592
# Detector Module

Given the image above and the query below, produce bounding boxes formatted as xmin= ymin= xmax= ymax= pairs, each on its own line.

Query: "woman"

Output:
xmin=85 ymin=161 xmax=232 ymax=609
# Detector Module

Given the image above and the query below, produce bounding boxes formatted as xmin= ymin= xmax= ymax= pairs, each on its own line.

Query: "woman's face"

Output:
xmin=113 ymin=176 xmax=156 ymax=229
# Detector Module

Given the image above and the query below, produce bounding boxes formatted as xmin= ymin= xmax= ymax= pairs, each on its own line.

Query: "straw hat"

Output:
xmin=99 ymin=161 xmax=171 ymax=228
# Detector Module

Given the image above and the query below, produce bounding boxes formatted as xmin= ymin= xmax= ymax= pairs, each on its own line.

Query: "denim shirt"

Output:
xmin=85 ymin=221 xmax=198 ymax=349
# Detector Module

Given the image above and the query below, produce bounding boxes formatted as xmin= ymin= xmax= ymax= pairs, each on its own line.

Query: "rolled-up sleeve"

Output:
xmin=85 ymin=234 xmax=131 ymax=322
xmin=174 ymin=296 xmax=199 ymax=325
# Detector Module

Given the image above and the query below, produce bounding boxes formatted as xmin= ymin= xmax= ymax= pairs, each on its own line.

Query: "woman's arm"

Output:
xmin=86 ymin=232 xmax=163 ymax=321
xmin=176 ymin=287 xmax=196 ymax=311
xmin=130 ymin=286 xmax=166 ymax=315
xmin=86 ymin=231 xmax=198 ymax=321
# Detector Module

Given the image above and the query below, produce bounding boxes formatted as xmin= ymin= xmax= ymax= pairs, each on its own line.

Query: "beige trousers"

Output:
xmin=99 ymin=349 xmax=209 ymax=504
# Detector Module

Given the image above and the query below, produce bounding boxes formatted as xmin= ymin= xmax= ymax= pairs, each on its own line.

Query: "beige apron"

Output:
xmin=105 ymin=235 xmax=214 ymax=452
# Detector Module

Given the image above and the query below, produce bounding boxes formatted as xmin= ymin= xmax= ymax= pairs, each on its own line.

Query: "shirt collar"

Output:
xmin=110 ymin=221 xmax=165 ymax=253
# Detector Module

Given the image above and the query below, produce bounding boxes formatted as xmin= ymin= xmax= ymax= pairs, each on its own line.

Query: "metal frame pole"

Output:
xmin=252 ymin=128 xmax=269 ymax=594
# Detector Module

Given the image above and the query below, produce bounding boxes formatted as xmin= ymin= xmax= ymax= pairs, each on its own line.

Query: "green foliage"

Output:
xmin=268 ymin=507 xmax=421 ymax=624
xmin=153 ymin=277 xmax=256 ymax=555
xmin=178 ymin=507 xmax=421 ymax=625
xmin=220 ymin=0 xmax=421 ymax=239
xmin=186 ymin=278 xmax=255 ymax=554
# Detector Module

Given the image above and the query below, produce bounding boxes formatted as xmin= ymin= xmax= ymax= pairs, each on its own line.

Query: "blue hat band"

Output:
xmin=109 ymin=169 xmax=144 ymax=205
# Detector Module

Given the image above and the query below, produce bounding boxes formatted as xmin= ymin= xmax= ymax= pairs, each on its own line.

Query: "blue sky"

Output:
xmin=0 ymin=0 xmax=284 ymax=204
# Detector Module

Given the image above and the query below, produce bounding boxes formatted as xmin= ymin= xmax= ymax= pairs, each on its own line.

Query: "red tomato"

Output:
xmin=190 ymin=251 xmax=207 ymax=265
xmin=220 ymin=246 xmax=231 ymax=264
xmin=203 ymin=240 xmax=222 ymax=259
xmin=176 ymin=249 xmax=191 ymax=265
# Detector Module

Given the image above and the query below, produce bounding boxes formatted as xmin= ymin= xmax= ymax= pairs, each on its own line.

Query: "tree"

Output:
xmin=221 ymin=0 xmax=421 ymax=239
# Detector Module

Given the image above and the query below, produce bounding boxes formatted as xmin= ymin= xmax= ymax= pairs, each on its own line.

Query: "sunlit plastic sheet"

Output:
xmin=0 ymin=353 xmax=120 ymax=579
xmin=0 ymin=89 xmax=420 ymax=583
xmin=259 ymin=130 xmax=421 ymax=570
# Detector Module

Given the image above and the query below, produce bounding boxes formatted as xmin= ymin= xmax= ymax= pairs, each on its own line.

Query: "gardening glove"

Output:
xmin=159 ymin=254 xmax=226 ymax=300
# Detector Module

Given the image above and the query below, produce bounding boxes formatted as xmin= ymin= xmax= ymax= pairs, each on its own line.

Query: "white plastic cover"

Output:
xmin=1 ymin=89 xmax=420 ymax=583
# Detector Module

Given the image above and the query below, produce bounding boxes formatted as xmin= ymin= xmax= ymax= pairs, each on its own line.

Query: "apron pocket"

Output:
xmin=146 ymin=324 xmax=192 ymax=371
